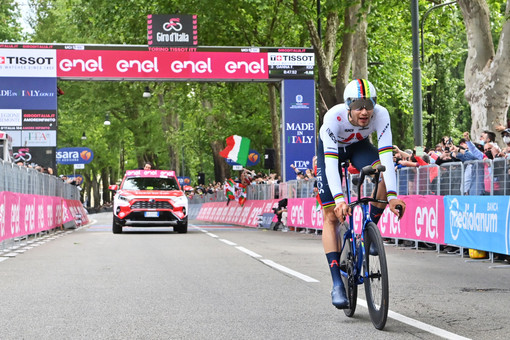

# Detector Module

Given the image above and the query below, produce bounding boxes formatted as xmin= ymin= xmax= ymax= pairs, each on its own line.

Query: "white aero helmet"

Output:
xmin=343 ymin=79 xmax=377 ymax=110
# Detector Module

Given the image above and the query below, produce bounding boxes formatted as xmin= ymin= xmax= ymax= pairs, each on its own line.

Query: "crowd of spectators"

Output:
xmin=390 ymin=127 xmax=510 ymax=196
xmin=14 ymin=159 xmax=83 ymax=187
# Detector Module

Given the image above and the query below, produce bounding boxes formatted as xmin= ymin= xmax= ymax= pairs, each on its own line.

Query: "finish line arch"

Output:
xmin=0 ymin=43 xmax=315 ymax=181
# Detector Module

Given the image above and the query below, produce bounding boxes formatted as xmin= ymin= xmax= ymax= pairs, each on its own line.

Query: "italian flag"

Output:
xmin=219 ymin=135 xmax=251 ymax=167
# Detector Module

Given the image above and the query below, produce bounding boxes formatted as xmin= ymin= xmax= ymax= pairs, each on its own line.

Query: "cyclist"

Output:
xmin=316 ymin=79 xmax=406 ymax=308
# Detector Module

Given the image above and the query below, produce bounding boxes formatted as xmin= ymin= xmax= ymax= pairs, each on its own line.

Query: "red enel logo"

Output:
xmin=0 ymin=56 xmax=5 ymax=64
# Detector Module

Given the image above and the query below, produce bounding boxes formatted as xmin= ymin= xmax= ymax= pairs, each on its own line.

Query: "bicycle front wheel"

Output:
xmin=363 ymin=222 xmax=389 ymax=330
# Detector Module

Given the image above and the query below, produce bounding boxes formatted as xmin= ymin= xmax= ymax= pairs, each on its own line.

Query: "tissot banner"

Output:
xmin=0 ymin=48 xmax=57 ymax=77
xmin=281 ymin=79 xmax=316 ymax=181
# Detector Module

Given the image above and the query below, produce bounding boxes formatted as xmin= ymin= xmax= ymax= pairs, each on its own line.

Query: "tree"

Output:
xmin=458 ymin=0 xmax=510 ymax=140
xmin=0 ymin=0 xmax=22 ymax=41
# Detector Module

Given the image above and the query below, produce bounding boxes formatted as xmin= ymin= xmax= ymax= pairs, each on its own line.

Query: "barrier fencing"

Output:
xmin=188 ymin=158 xmax=510 ymax=203
xmin=0 ymin=160 xmax=83 ymax=254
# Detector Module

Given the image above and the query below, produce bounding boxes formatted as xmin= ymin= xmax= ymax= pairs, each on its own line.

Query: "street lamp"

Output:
xmin=143 ymin=86 xmax=151 ymax=98
xmin=81 ymin=132 xmax=87 ymax=140
xmin=420 ymin=1 xmax=457 ymax=63
xmin=104 ymin=113 xmax=111 ymax=126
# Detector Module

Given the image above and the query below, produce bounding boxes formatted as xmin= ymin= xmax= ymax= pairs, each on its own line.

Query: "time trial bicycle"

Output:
xmin=338 ymin=162 xmax=402 ymax=330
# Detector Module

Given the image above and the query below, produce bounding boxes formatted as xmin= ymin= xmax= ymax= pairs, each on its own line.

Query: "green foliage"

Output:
xmin=22 ymin=0 xmax=504 ymax=191
xmin=0 ymin=0 xmax=22 ymax=41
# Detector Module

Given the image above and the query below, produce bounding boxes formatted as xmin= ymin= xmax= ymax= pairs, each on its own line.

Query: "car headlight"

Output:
xmin=116 ymin=195 xmax=132 ymax=206
xmin=118 ymin=195 xmax=130 ymax=202
xmin=170 ymin=196 xmax=187 ymax=205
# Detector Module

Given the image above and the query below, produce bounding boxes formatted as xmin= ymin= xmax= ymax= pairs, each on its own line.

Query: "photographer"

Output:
xmin=272 ymin=198 xmax=288 ymax=231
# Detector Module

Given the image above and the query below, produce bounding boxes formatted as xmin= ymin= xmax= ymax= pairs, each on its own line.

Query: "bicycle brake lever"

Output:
xmin=395 ymin=204 xmax=403 ymax=220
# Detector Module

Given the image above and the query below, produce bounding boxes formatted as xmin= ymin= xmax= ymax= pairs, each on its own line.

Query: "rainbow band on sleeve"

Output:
xmin=378 ymin=146 xmax=393 ymax=155
xmin=324 ymin=151 xmax=338 ymax=159
xmin=387 ymin=191 xmax=397 ymax=199
xmin=333 ymin=193 xmax=344 ymax=201
xmin=371 ymin=159 xmax=381 ymax=167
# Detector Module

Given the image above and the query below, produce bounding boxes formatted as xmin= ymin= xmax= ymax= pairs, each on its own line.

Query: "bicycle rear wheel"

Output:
xmin=363 ymin=222 xmax=389 ymax=330
xmin=340 ymin=224 xmax=358 ymax=317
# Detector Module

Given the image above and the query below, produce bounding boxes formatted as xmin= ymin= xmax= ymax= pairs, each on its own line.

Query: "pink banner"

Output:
xmin=0 ymin=192 xmax=88 ymax=242
xmin=287 ymin=198 xmax=323 ymax=230
xmin=196 ymin=200 xmax=277 ymax=227
xmin=194 ymin=195 xmax=445 ymax=244
xmin=57 ymin=50 xmax=268 ymax=80
xmin=352 ymin=195 xmax=445 ymax=244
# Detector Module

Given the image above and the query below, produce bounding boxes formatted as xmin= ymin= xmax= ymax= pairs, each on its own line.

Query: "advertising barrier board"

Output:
xmin=0 ymin=191 xmax=88 ymax=242
xmin=444 ymin=195 xmax=510 ymax=255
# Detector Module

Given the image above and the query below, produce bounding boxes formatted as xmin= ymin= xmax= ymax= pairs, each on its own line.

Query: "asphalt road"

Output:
xmin=1 ymin=212 xmax=510 ymax=339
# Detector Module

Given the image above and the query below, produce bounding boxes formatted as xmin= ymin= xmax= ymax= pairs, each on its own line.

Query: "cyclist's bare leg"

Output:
xmin=372 ymin=178 xmax=388 ymax=210
xmin=322 ymin=205 xmax=348 ymax=308
xmin=322 ymin=206 xmax=341 ymax=253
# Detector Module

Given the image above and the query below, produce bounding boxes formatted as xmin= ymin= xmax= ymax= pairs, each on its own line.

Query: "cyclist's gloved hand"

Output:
xmin=389 ymin=199 xmax=406 ymax=220
xmin=334 ymin=201 xmax=352 ymax=222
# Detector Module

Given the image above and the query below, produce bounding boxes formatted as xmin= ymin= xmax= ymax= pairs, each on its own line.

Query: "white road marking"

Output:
xmin=357 ymin=298 xmax=471 ymax=339
xmin=0 ymin=257 xmax=9 ymax=262
xmin=206 ymin=232 xmax=218 ymax=238
xmin=260 ymin=259 xmax=319 ymax=283
xmin=2 ymin=253 xmax=18 ymax=257
xmin=196 ymin=223 xmax=470 ymax=339
xmin=219 ymin=239 xmax=237 ymax=246
xmin=235 ymin=246 xmax=262 ymax=258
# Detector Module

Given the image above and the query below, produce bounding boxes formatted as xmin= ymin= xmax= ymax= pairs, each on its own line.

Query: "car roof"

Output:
xmin=123 ymin=170 xmax=177 ymax=178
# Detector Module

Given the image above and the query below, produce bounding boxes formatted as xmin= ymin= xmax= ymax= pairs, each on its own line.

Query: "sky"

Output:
xmin=15 ymin=0 xmax=34 ymax=35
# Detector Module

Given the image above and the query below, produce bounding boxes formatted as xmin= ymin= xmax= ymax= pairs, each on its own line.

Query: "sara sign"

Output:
xmin=56 ymin=147 xmax=93 ymax=164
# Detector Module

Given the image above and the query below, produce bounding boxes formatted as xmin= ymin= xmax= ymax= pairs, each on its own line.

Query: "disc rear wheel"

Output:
xmin=363 ymin=222 xmax=389 ymax=330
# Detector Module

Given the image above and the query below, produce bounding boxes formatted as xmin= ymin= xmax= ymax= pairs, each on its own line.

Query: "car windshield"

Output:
xmin=121 ymin=177 xmax=180 ymax=191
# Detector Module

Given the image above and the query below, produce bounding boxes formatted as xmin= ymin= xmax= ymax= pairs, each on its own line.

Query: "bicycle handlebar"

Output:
xmin=345 ymin=163 xmax=387 ymax=209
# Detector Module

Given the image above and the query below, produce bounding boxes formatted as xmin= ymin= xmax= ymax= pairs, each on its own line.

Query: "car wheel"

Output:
xmin=175 ymin=218 xmax=188 ymax=234
xmin=113 ymin=216 xmax=123 ymax=234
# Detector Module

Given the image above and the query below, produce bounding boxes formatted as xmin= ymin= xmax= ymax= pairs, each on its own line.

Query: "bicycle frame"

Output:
xmin=339 ymin=163 xmax=385 ymax=284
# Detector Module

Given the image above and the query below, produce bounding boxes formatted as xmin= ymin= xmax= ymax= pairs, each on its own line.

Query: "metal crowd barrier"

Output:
xmin=189 ymin=157 xmax=510 ymax=202
xmin=1 ymin=160 xmax=82 ymax=254
xmin=0 ymin=160 xmax=80 ymax=199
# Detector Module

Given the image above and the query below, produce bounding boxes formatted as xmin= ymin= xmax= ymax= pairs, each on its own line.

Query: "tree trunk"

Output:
xmin=101 ymin=167 xmax=109 ymax=204
xmin=158 ymin=92 xmax=180 ymax=172
xmin=352 ymin=2 xmax=369 ymax=79
xmin=458 ymin=0 xmax=510 ymax=142
xmin=268 ymin=83 xmax=281 ymax=175
xmin=306 ymin=4 xmax=362 ymax=123
xmin=201 ymin=92 xmax=229 ymax=183
xmin=210 ymin=140 xmax=229 ymax=183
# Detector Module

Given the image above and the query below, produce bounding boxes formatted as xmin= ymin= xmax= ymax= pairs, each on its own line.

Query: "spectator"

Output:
xmin=144 ymin=162 xmax=152 ymax=170
xmin=451 ymin=139 xmax=484 ymax=195
xmin=272 ymin=198 xmax=288 ymax=231
xmin=498 ymin=128 xmax=510 ymax=156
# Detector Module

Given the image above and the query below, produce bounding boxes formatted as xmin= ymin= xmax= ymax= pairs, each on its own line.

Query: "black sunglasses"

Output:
xmin=349 ymin=98 xmax=375 ymax=111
